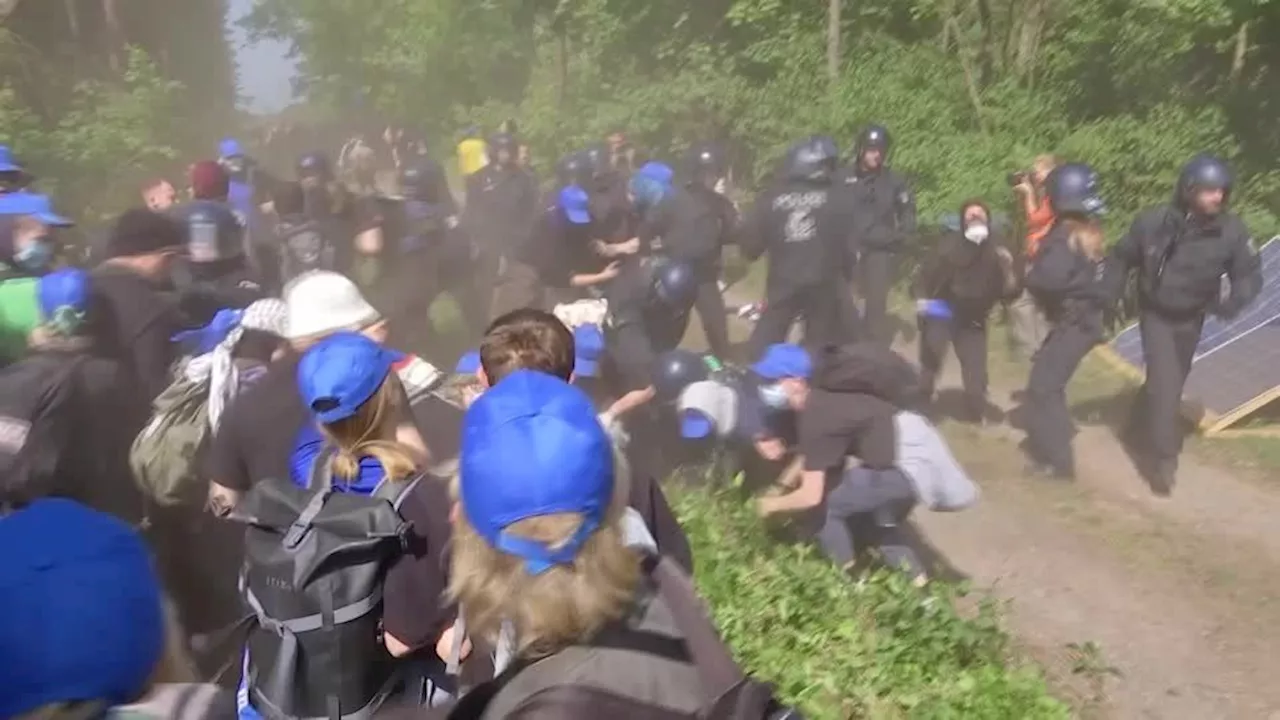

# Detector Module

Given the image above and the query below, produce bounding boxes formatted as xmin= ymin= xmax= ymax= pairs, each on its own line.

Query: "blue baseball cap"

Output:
xmin=573 ymin=325 xmax=605 ymax=377
xmin=0 ymin=145 xmax=21 ymax=173
xmin=37 ymin=267 xmax=91 ymax=326
xmin=558 ymin=185 xmax=592 ymax=225
xmin=460 ymin=370 xmax=614 ymax=574
xmin=0 ymin=193 xmax=72 ymax=226
xmin=297 ymin=332 xmax=404 ymax=424
xmin=456 ymin=349 xmax=481 ymax=374
xmin=752 ymin=343 xmax=812 ymax=380
xmin=219 ymin=137 xmax=243 ymax=158
xmin=680 ymin=410 xmax=714 ymax=439
xmin=171 ymin=308 xmax=244 ymax=356
xmin=0 ymin=499 xmax=164 ymax=718
xmin=637 ymin=161 xmax=674 ymax=186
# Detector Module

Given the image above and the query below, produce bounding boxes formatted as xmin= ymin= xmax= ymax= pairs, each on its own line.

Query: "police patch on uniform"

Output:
xmin=189 ymin=220 xmax=220 ymax=263
xmin=0 ymin=416 xmax=29 ymax=454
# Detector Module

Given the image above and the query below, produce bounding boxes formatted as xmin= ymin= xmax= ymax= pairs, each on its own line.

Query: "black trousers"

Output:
xmin=1024 ymin=320 xmax=1099 ymax=473
xmin=748 ymin=281 xmax=858 ymax=359
xmin=858 ymin=249 xmax=897 ymax=346
xmin=693 ymin=279 xmax=733 ymax=360
xmin=918 ymin=314 xmax=988 ymax=420
xmin=1127 ymin=310 xmax=1204 ymax=463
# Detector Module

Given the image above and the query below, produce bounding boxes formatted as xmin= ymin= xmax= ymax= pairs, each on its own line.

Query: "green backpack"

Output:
xmin=129 ymin=372 xmax=212 ymax=510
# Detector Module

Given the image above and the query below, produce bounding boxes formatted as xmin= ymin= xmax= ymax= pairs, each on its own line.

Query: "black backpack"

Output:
xmin=231 ymin=448 xmax=421 ymax=719
xmin=277 ymin=217 xmax=338 ymax=284
xmin=441 ymin=555 xmax=802 ymax=720
xmin=0 ymin=352 xmax=84 ymax=509
xmin=812 ymin=342 xmax=924 ymax=411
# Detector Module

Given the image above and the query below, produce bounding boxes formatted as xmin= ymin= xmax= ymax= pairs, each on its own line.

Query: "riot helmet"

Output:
xmin=652 ymin=349 xmax=710 ymax=402
xmin=652 ymin=259 xmax=698 ymax=310
xmin=556 ymin=151 xmax=593 ymax=189
xmin=784 ymin=135 xmax=840 ymax=183
xmin=855 ymin=124 xmax=890 ymax=171
xmin=174 ymin=200 xmax=244 ymax=264
xmin=683 ymin=143 xmax=724 ymax=188
xmin=489 ymin=132 xmax=519 ymax=166
xmin=399 ymin=160 xmax=446 ymax=203
xmin=584 ymin=144 xmax=611 ymax=178
xmin=295 ymin=152 xmax=333 ymax=185
xmin=1176 ymin=154 xmax=1232 ymax=214
xmin=1045 ymin=163 xmax=1105 ymax=217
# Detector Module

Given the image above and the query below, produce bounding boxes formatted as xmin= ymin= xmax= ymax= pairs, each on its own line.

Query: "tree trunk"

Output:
xmin=556 ymin=31 xmax=569 ymax=105
xmin=827 ymin=0 xmax=841 ymax=87
xmin=1229 ymin=20 xmax=1248 ymax=87
xmin=63 ymin=0 xmax=82 ymax=75
xmin=974 ymin=0 xmax=994 ymax=86
xmin=1013 ymin=0 xmax=1049 ymax=84
xmin=103 ymin=0 xmax=125 ymax=74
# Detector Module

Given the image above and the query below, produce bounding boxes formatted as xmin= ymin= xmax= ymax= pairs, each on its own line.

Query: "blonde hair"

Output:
xmin=1033 ymin=154 xmax=1059 ymax=173
xmin=1065 ymin=217 xmax=1105 ymax=262
xmin=320 ymin=375 xmax=420 ymax=482
xmin=447 ymin=442 xmax=642 ymax=659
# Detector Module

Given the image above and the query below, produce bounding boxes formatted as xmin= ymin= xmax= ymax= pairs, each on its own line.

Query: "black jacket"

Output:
xmin=1102 ymin=205 xmax=1261 ymax=319
xmin=1025 ymin=221 xmax=1106 ymax=331
xmin=839 ymin=166 xmax=916 ymax=253
xmin=739 ymin=180 xmax=854 ymax=293
xmin=912 ymin=232 xmax=1010 ymax=319
xmin=641 ymin=185 xmax=738 ymax=272
xmin=88 ymin=264 xmax=184 ymax=402
xmin=463 ymin=164 xmax=539 ymax=255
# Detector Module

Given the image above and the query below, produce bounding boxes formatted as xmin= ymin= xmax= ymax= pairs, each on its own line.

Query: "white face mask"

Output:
xmin=963 ymin=223 xmax=990 ymax=244
xmin=758 ymin=382 xmax=790 ymax=409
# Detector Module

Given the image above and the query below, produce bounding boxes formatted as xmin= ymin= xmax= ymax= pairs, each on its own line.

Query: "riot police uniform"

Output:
xmin=841 ymin=125 xmax=916 ymax=345
xmin=1102 ymin=155 xmax=1261 ymax=495
xmin=463 ymin=132 xmax=539 ymax=321
xmin=168 ymin=200 xmax=264 ymax=327
xmin=740 ymin=135 xmax=861 ymax=358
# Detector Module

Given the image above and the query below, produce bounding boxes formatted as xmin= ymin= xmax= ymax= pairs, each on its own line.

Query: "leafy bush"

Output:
xmin=672 ymin=486 xmax=1069 ymax=719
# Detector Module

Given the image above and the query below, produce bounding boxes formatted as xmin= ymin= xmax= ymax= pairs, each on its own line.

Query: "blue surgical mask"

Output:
xmin=14 ymin=237 xmax=54 ymax=272
xmin=758 ymin=381 xmax=790 ymax=409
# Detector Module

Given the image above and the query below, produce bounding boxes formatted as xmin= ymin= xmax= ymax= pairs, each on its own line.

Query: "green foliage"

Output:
xmin=0 ymin=47 xmax=183 ymax=222
xmin=673 ymin=486 xmax=1069 ymax=719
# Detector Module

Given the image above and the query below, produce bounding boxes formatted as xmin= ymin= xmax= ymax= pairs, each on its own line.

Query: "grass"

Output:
xmin=671 ymin=484 xmax=1070 ymax=720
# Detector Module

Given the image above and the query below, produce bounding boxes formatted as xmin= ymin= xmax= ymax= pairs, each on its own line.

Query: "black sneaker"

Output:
xmin=1145 ymin=459 xmax=1177 ymax=498
xmin=1024 ymin=461 xmax=1075 ymax=482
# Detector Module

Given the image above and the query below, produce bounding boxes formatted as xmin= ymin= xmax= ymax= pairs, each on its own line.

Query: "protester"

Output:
xmin=0 ymin=498 xmax=234 ymax=720
xmin=142 ymin=178 xmax=178 ymax=212
xmin=1102 ymin=155 xmax=1261 ymax=495
xmin=753 ymin=343 xmax=977 ymax=583
xmin=294 ymin=151 xmax=385 ymax=286
xmin=232 ymin=332 xmax=458 ymax=718
xmin=0 ymin=192 xmax=74 ymax=276
xmin=0 ymin=145 xmax=34 ymax=193
xmin=1009 ymin=154 xmax=1059 ymax=359
xmin=912 ymin=199 xmax=1018 ymax=422
xmin=89 ymin=208 xmax=187 ymax=402
xmin=741 ymin=135 xmax=861 ymax=356
xmin=456 ymin=126 xmax=489 ymax=182
xmin=841 ymin=124 xmax=916 ymax=345
xmin=1021 ymin=163 xmax=1108 ymax=480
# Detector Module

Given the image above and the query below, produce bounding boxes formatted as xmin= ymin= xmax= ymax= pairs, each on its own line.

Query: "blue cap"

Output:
xmin=37 ymin=267 xmax=90 ymax=325
xmin=0 ymin=145 xmax=21 ymax=173
xmin=558 ymin=185 xmax=592 ymax=225
xmin=170 ymin=308 xmax=244 ymax=356
xmin=297 ymin=332 xmax=404 ymax=424
xmin=573 ymin=325 xmax=605 ymax=377
xmin=0 ymin=193 xmax=72 ymax=226
xmin=456 ymin=349 xmax=481 ymax=374
xmin=637 ymin=161 xmax=675 ymax=186
xmin=0 ymin=499 xmax=164 ymax=718
xmin=460 ymin=370 xmax=614 ymax=574
xmin=919 ymin=298 xmax=953 ymax=320
xmin=219 ymin=137 xmax=243 ymax=158
xmin=680 ymin=410 xmax=714 ymax=439
xmin=752 ymin=343 xmax=812 ymax=380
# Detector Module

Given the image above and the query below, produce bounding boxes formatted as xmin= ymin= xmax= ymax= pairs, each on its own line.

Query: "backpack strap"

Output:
xmin=642 ymin=554 xmax=745 ymax=697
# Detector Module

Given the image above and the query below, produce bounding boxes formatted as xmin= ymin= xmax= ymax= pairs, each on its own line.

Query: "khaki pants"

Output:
xmin=1008 ymin=290 xmax=1049 ymax=359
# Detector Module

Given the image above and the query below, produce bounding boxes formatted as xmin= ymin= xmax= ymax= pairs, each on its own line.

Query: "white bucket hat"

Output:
xmin=283 ymin=271 xmax=382 ymax=340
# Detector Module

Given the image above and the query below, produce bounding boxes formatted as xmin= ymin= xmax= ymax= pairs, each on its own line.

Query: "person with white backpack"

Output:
xmin=751 ymin=343 xmax=978 ymax=584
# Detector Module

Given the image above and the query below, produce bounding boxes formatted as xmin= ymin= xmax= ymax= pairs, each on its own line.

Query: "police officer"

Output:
xmin=383 ymin=159 xmax=483 ymax=352
xmin=169 ymin=200 xmax=264 ymax=326
xmin=1022 ymin=163 xmax=1108 ymax=481
xmin=584 ymin=142 xmax=634 ymax=247
xmin=555 ymin=151 xmax=594 ymax=193
xmin=740 ymin=135 xmax=861 ymax=358
xmin=296 ymin=151 xmax=384 ymax=286
xmin=842 ymin=124 xmax=916 ymax=345
xmin=604 ymin=259 xmax=700 ymax=406
xmin=463 ymin=131 xmax=539 ymax=321
xmin=1103 ymin=155 xmax=1261 ymax=495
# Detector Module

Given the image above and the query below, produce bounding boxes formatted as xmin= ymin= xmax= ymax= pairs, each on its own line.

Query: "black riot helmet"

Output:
xmin=652 ymin=259 xmax=699 ymax=310
xmin=1045 ymin=163 xmax=1105 ymax=217
xmin=682 ymin=143 xmax=724 ymax=188
xmin=489 ymin=132 xmax=519 ymax=163
xmin=584 ymin=143 xmax=611 ymax=178
xmin=1175 ymin=154 xmax=1233 ymax=212
xmin=652 ymin=349 xmax=710 ymax=402
xmin=856 ymin=124 xmax=890 ymax=155
xmin=295 ymin=152 xmax=333 ymax=184
xmin=173 ymin=200 xmax=245 ymax=264
xmin=399 ymin=159 xmax=446 ymax=203
xmin=784 ymin=135 xmax=840 ymax=183
xmin=555 ymin=151 xmax=593 ymax=189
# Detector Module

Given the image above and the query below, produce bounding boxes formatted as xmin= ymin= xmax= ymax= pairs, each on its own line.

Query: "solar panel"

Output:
xmin=1183 ymin=318 xmax=1280 ymax=416
xmin=1110 ymin=236 xmax=1280 ymax=369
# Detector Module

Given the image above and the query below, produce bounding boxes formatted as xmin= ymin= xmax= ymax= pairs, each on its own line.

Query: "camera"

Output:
xmin=1007 ymin=171 xmax=1029 ymax=187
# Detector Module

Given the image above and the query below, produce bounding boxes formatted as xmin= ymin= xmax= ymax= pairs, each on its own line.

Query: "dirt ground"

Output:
xmin=703 ymin=299 xmax=1280 ymax=719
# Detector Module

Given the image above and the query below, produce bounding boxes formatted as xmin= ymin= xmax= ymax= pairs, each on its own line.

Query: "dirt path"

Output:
xmin=700 ymin=297 xmax=1280 ymax=718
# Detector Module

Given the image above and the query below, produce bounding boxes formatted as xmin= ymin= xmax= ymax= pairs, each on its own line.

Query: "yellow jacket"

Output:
xmin=457 ymin=139 xmax=488 ymax=178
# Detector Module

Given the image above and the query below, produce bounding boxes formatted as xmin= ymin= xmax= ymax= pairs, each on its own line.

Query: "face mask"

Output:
xmin=14 ymin=237 xmax=53 ymax=271
xmin=963 ymin=223 xmax=989 ymax=244
xmin=758 ymin=382 xmax=789 ymax=409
